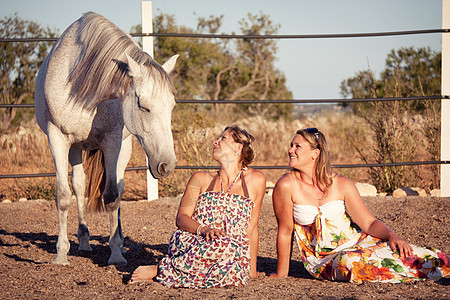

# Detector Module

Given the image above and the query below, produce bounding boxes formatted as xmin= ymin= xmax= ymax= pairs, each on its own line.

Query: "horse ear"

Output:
xmin=125 ymin=53 xmax=142 ymax=78
xmin=162 ymin=54 xmax=179 ymax=74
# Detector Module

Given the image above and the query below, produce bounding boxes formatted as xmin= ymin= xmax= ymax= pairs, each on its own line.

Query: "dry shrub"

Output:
xmin=0 ymin=106 xmax=439 ymax=200
xmin=0 ymin=122 xmax=54 ymax=200
xmin=9 ymin=177 xmax=56 ymax=201
xmin=356 ymin=102 xmax=419 ymax=192
xmin=340 ymin=63 xmax=442 ymax=193
xmin=420 ymin=100 xmax=441 ymax=189
xmin=0 ymin=123 xmax=51 ymax=169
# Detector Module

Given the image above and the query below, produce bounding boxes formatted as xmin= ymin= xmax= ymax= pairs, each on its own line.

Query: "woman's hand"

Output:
xmin=200 ymin=226 xmax=226 ymax=241
xmin=388 ymin=232 xmax=414 ymax=258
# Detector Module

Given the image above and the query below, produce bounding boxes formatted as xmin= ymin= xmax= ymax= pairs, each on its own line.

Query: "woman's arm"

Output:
xmin=269 ymin=175 xmax=294 ymax=278
xmin=175 ymin=172 xmax=205 ymax=233
xmin=176 ymin=171 xmax=226 ymax=241
xmin=340 ymin=175 xmax=413 ymax=258
xmin=245 ymin=169 xmax=266 ymax=278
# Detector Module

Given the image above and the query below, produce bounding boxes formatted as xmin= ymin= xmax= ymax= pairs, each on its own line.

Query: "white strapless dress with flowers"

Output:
xmin=292 ymin=200 xmax=449 ymax=283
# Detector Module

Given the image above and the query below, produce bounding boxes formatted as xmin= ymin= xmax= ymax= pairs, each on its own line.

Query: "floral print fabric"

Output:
xmin=156 ymin=191 xmax=254 ymax=288
xmin=293 ymin=200 xmax=449 ymax=283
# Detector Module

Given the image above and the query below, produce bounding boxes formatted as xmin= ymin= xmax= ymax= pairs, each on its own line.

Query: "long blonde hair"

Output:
xmin=295 ymin=128 xmax=333 ymax=192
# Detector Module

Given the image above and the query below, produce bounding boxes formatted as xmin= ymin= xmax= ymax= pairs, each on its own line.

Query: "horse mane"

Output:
xmin=68 ymin=12 xmax=176 ymax=110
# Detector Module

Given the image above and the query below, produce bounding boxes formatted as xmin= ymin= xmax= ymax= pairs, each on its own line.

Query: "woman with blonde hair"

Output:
xmin=131 ymin=125 xmax=266 ymax=288
xmin=270 ymin=127 xmax=449 ymax=283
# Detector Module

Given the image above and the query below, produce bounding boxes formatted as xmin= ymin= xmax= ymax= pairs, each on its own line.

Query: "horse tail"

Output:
xmin=83 ymin=149 xmax=106 ymax=212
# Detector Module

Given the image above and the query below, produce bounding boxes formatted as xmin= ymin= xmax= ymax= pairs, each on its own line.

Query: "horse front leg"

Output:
xmin=116 ymin=136 xmax=132 ymax=254
xmin=102 ymin=138 xmax=130 ymax=265
xmin=69 ymin=148 xmax=92 ymax=251
xmin=48 ymin=125 xmax=72 ymax=265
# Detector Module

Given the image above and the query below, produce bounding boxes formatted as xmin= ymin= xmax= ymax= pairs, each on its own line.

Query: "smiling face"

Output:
xmin=288 ymin=134 xmax=320 ymax=170
xmin=212 ymin=129 xmax=242 ymax=166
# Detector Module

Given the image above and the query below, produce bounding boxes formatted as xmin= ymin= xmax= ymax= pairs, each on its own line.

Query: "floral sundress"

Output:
xmin=293 ymin=200 xmax=449 ymax=283
xmin=156 ymin=172 xmax=254 ymax=288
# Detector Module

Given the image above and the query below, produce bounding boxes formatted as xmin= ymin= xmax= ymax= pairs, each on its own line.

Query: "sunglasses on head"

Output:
xmin=305 ymin=127 xmax=320 ymax=142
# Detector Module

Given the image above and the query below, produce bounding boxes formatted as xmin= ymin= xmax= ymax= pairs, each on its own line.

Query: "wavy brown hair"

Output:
xmin=224 ymin=125 xmax=256 ymax=168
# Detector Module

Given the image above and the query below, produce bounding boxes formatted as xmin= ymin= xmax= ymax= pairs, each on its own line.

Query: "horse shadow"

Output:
xmin=0 ymin=229 xmax=57 ymax=258
xmin=1 ymin=228 xmax=312 ymax=282
xmin=0 ymin=228 xmax=167 ymax=273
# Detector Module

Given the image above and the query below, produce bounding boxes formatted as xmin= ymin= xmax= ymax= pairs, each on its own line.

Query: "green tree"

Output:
xmin=0 ymin=13 xmax=57 ymax=131
xmin=148 ymin=12 xmax=292 ymax=121
xmin=340 ymin=47 xmax=441 ymax=191
xmin=226 ymin=13 xmax=292 ymax=120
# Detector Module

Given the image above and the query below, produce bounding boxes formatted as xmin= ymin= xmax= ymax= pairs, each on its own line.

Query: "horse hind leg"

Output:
xmin=69 ymin=148 xmax=92 ymax=251
xmin=47 ymin=125 xmax=72 ymax=265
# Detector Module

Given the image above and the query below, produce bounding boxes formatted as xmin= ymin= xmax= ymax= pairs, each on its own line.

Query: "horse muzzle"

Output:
xmin=148 ymin=161 xmax=176 ymax=179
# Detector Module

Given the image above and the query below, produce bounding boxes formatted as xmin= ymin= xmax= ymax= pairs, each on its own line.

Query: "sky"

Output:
xmin=0 ymin=0 xmax=443 ymax=99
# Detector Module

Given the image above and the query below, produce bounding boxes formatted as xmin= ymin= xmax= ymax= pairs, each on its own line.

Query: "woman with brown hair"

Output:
xmin=130 ymin=125 xmax=266 ymax=288
xmin=270 ymin=127 xmax=449 ymax=283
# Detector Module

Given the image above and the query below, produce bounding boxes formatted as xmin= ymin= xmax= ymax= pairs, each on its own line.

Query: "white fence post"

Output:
xmin=442 ymin=0 xmax=450 ymax=197
xmin=141 ymin=1 xmax=158 ymax=201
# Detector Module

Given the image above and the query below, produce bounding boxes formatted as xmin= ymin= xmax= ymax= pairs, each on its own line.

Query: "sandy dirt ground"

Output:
xmin=0 ymin=195 xmax=448 ymax=299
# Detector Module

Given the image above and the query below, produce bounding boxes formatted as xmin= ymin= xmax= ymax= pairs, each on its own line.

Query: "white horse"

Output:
xmin=34 ymin=12 xmax=178 ymax=266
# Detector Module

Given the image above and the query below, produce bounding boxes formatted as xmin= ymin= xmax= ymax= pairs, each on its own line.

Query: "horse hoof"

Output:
xmin=52 ymin=257 xmax=70 ymax=266
xmin=108 ymin=256 xmax=127 ymax=266
xmin=78 ymin=244 xmax=92 ymax=251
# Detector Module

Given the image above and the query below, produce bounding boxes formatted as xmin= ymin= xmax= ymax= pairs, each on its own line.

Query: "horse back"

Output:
xmin=35 ymin=18 xmax=83 ymax=134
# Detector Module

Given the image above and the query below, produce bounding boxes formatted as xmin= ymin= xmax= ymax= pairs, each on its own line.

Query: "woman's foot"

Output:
xmin=129 ymin=265 xmax=158 ymax=284
xmin=250 ymin=271 xmax=264 ymax=279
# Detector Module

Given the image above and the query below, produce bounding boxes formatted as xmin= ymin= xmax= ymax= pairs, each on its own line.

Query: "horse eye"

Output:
xmin=137 ymin=95 xmax=150 ymax=112
xmin=139 ymin=104 xmax=150 ymax=113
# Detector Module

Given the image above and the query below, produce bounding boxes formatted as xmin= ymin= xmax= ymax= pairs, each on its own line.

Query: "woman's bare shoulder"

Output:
xmin=331 ymin=173 xmax=359 ymax=197
xmin=245 ymin=168 xmax=266 ymax=182
xmin=333 ymin=173 xmax=355 ymax=187
xmin=188 ymin=171 xmax=216 ymax=188
xmin=275 ymin=172 xmax=297 ymax=190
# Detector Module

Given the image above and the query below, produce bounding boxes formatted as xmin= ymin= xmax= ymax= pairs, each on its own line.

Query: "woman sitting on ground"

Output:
xmin=269 ymin=127 xmax=449 ymax=283
xmin=130 ymin=125 xmax=266 ymax=288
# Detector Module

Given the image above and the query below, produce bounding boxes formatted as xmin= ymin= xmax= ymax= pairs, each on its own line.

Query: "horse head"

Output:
xmin=122 ymin=53 xmax=179 ymax=179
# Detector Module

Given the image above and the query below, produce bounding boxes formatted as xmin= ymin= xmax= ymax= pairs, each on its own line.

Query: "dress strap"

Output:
xmin=205 ymin=173 xmax=218 ymax=192
xmin=240 ymin=171 xmax=250 ymax=199
xmin=218 ymin=167 xmax=248 ymax=195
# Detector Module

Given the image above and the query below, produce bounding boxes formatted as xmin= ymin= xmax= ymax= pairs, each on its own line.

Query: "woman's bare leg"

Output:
xmin=129 ymin=265 xmax=158 ymax=283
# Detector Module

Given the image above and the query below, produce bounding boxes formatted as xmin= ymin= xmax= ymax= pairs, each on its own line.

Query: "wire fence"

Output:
xmin=1 ymin=95 xmax=449 ymax=108
xmin=1 ymin=161 xmax=449 ymax=179
xmin=0 ymin=28 xmax=448 ymax=43
xmin=1 ymin=27 xmax=449 ymax=180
